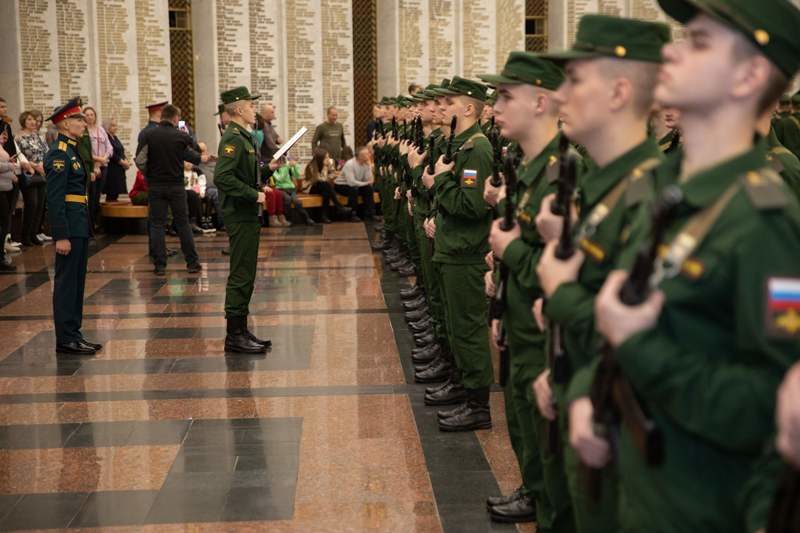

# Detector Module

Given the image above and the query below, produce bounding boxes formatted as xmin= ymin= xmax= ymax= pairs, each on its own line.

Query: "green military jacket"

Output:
xmin=44 ymin=134 xmax=91 ymax=240
xmin=765 ymin=127 xmax=800 ymax=203
xmin=501 ymin=133 xmax=566 ymax=346
xmin=432 ymin=121 xmax=493 ymax=264
xmin=411 ymin=128 xmax=443 ymax=218
xmin=215 ymin=122 xmax=260 ymax=224
xmin=608 ymin=144 xmax=800 ymax=532
xmin=546 ymin=138 xmax=663 ymax=397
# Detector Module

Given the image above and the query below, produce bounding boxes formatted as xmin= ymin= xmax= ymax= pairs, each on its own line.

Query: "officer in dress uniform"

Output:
xmin=214 ymin=86 xmax=272 ymax=354
xmin=44 ymin=98 xmax=102 ymax=355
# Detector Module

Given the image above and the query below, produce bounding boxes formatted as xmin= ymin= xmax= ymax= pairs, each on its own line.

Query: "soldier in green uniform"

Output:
xmin=479 ymin=52 xmax=575 ymax=527
xmin=759 ymin=101 xmax=800 ymax=202
xmin=214 ymin=86 xmax=272 ymax=354
xmin=652 ymin=107 xmax=682 ymax=155
xmin=421 ymin=77 xmax=495 ymax=431
xmin=532 ymin=16 xmax=670 ymax=533
xmin=580 ymin=1 xmax=800 ymax=531
xmin=44 ymin=97 xmax=103 ymax=355
xmin=774 ymin=92 xmax=800 ymax=158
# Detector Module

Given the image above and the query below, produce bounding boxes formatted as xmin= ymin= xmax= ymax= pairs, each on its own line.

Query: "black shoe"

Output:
xmin=425 ymin=380 xmax=451 ymax=395
xmin=0 ymin=259 xmax=15 ymax=272
xmin=166 ymin=249 xmax=178 ymax=257
xmin=56 ymin=341 xmax=96 ymax=355
xmin=437 ymin=402 xmax=469 ymax=420
xmin=400 ymin=286 xmax=422 ymax=299
xmin=406 ymin=308 xmax=430 ymax=324
xmin=425 ymin=382 xmax=466 ymax=406
xmin=389 ymin=259 xmax=409 ymax=272
xmin=486 ymin=486 xmax=524 ymax=509
xmin=245 ymin=329 xmax=272 ymax=349
xmin=414 ymin=355 xmax=443 ymax=373
xmin=397 ymin=265 xmax=416 ymax=277
xmin=187 ymin=263 xmax=202 ymax=274
xmin=225 ymin=316 xmax=267 ymax=354
xmin=415 ymin=333 xmax=435 ymax=347
xmin=438 ymin=388 xmax=492 ymax=432
xmin=489 ymin=495 xmax=536 ymax=523
xmin=79 ymin=338 xmax=103 ymax=351
xmin=411 ymin=344 xmax=440 ymax=364
xmin=154 ymin=266 xmax=166 ymax=276
xmin=412 ymin=342 xmax=437 ymax=355
xmin=413 ymin=327 xmax=434 ymax=340
xmin=409 ymin=316 xmax=432 ymax=333
xmin=222 ymin=248 xmax=230 ymax=255
xmin=414 ymin=360 xmax=451 ymax=383
xmin=320 ymin=216 xmax=331 ymax=224
xmin=403 ymin=296 xmax=426 ymax=311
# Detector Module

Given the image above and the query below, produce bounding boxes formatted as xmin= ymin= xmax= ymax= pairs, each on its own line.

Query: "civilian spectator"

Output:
xmin=301 ymin=147 xmax=349 ymax=223
xmin=0 ymin=98 xmax=30 ymax=253
xmin=311 ymin=106 xmax=347 ymax=161
xmin=257 ymin=103 xmax=282 ymax=163
xmin=0 ymin=128 xmax=19 ymax=270
xmin=129 ymin=170 xmax=148 ymax=205
xmin=16 ymin=110 xmax=49 ymax=246
xmin=408 ymin=83 xmax=423 ymax=95
xmin=83 ymin=106 xmax=113 ymax=230
xmin=183 ymin=161 xmax=209 ymax=234
xmin=263 ymin=173 xmax=289 ymax=227
xmin=334 ymin=146 xmax=375 ymax=221
xmin=273 ymin=156 xmax=314 ymax=225
xmin=197 ymin=142 xmax=223 ymax=230
xmin=102 ymin=118 xmax=130 ymax=202
xmin=135 ymin=103 xmax=206 ymax=276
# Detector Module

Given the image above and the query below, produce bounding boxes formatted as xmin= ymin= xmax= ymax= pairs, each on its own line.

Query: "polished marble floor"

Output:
xmin=0 ymin=224 xmax=531 ymax=532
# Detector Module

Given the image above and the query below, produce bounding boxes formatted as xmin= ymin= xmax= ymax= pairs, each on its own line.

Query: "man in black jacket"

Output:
xmin=136 ymin=104 xmax=207 ymax=275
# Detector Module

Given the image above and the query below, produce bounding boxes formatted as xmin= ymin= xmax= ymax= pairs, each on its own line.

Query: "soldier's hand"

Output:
xmin=777 ymin=362 xmax=800 ymax=468
xmin=532 ymin=298 xmax=545 ymax=332
xmin=398 ymin=141 xmax=410 ymax=156
xmin=424 ymin=218 xmax=436 ymax=239
xmin=268 ymin=159 xmax=281 ymax=171
xmin=406 ymin=200 xmax=413 ymax=216
xmin=533 ymin=370 xmax=556 ymax=421
xmin=484 ymin=176 xmax=505 ymax=207
xmin=569 ymin=397 xmax=611 ymax=468
xmin=394 ymin=187 xmax=401 ymax=200
xmin=433 ymin=155 xmax=454 ymax=176
xmin=484 ymin=251 xmax=494 ymax=269
xmin=537 ymin=240 xmax=585 ymax=298
xmin=421 ymin=168 xmax=435 ymax=190
xmin=257 ymin=192 xmax=266 ymax=205
xmin=55 ymin=239 xmax=71 ymax=256
xmin=595 ymin=270 xmax=665 ymax=348
xmin=490 ymin=318 xmax=502 ymax=350
xmin=535 ymin=194 xmax=563 ymax=242
xmin=484 ymin=271 xmax=496 ymax=298
xmin=488 ymin=218 xmax=521 ymax=260
xmin=407 ymin=148 xmax=424 ymax=169
xmin=200 ymin=153 xmax=210 ymax=163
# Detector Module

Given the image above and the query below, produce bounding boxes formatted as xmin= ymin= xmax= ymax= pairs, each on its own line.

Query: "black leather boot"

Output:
xmin=438 ymin=387 xmax=492 ymax=431
xmin=225 ymin=316 xmax=267 ymax=354
xmin=486 ymin=486 xmax=524 ymax=509
xmin=406 ymin=308 xmax=430 ymax=324
xmin=411 ymin=344 xmax=440 ymax=364
xmin=244 ymin=316 xmax=272 ymax=349
xmin=414 ymin=358 xmax=451 ymax=383
xmin=415 ymin=333 xmax=436 ymax=347
xmin=400 ymin=285 xmax=423 ymax=299
xmin=489 ymin=494 xmax=536 ymax=523
xmin=403 ymin=295 xmax=426 ymax=311
xmin=425 ymin=380 xmax=466 ymax=406
xmin=437 ymin=402 xmax=468 ymax=420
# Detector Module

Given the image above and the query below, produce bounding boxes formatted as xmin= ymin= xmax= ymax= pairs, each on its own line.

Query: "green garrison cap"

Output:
xmin=396 ymin=96 xmax=413 ymax=108
xmin=220 ymin=86 xmax=260 ymax=105
xmin=479 ymin=51 xmax=565 ymax=90
xmin=541 ymin=15 xmax=670 ymax=63
xmin=429 ymin=78 xmax=452 ymax=97
xmin=436 ymin=76 xmax=489 ymax=101
xmin=658 ymin=0 xmax=800 ymax=77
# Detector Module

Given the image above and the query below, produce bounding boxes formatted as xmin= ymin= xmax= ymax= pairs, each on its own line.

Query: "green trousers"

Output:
xmin=437 ymin=262 xmax=492 ymax=389
xmin=225 ymin=221 xmax=260 ymax=318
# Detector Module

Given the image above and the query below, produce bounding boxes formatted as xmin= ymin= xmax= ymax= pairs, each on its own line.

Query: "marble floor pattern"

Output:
xmin=0 ymin=223 xmax=532 ymax=532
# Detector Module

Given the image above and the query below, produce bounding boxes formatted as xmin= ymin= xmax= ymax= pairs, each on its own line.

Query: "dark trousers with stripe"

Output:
xmin=53 ymin=237 xmax=88 ymax=344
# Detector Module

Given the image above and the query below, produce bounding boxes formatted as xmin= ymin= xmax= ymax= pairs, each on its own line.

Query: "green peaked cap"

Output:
xmin=479 ymin=51 xmax=565 ymax=91
xmin=220 ymin=86 xmax=260 ymax=105
xmin=541 ymin=14 xmax=671 ymax=64
xmin=436 ymin=76 xmax=489 ymax=101
xmin=658 ymin=0 xmax=800 ymax=78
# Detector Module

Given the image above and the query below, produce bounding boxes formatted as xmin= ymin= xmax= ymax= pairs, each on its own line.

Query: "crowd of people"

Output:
xmin=365 ymin=2 xmax=800 ymax=532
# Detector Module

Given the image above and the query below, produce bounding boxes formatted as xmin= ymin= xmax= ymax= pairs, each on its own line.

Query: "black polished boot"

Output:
xmin=411 ymin=344 xmax=440 ymax=364
xmin=397 ymin=264 xmax=416 ymax=277
xmin=225 ymin=316 xmax=267 ymax=354
xmin=437 ymin=402 xmax=468 ymax=420
xmin=414 ymin=358 xmax=451 ymax=383
xmin=425 ymin=381 xmax=466 ymax=406
xmin=79 ymin=338 xmax=103 ymax=351
xmin=414 ymin=354 xmax=443 ymax=373
xmin=403 ymin=295 xmax=427 ymax=311
xmin=409 ymin=316 xmax=433 ymax=333
xmin=406 ymin=308 xmax=430 ymax=324
xmin=400 ymin=285 xmax=423 ymax=299
xmin=413 ymin=329 xmax=434 ymax=343
xmin=489 ymin=494 xmax=536 ymax=523
xmin=244 ymin=316 xmax=272 ymax=349
xmin=486 ymin=486 xmax=524 ymax=509
xmin=415 ymin=333 xmax=436 ymax=347
xmin=438 ymin=387 xmax=492 ymax=431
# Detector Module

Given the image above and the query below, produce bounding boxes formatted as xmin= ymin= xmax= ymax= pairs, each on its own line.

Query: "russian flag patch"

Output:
xmin=766 ymin=277 xmax=800 ymax=338
xmin=461 ymin=169 xmax=478 ymax=188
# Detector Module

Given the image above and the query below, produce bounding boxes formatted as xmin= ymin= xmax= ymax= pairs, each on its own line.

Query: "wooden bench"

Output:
xmin=297 ymin=192 xmax=381 ymax=209
xmin=100 ymin=200 xmax=148 ymax=234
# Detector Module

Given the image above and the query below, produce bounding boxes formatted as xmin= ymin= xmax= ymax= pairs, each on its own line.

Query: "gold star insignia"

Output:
xmin=52 ymin=160 xmax=65 ymax=171
xmin=776 ymin=309 xmax=800 ymax=335
xmin=223 ymin=145 xmax=235 ymax=155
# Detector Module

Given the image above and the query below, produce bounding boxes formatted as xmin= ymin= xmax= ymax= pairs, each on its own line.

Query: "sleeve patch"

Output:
xmin=461 ymin=169 xmax=478 ymax=188
xmin=222 ymin=144 xmax=236 ymax=157
xmin=766 ymin=277 xmax=800 ymax=338
xmin=52 ymin=160 xmax=65 ymax=172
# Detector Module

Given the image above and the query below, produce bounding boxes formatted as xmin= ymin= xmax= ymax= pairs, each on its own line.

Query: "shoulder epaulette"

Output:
xmin=57 ymin=141 xmax=68 ymax=151
xmin=625 ymin=157 xmax=661 ymax=207
xmin=460 ymin=132 xmax=487 ymax=152
xmin=767 ymin=152 xmax=785 ymax=174
xmin=545 ymin=154 xmax=560 ymax=183
xmin=743 ymin=168 xmax=790 ymax=210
